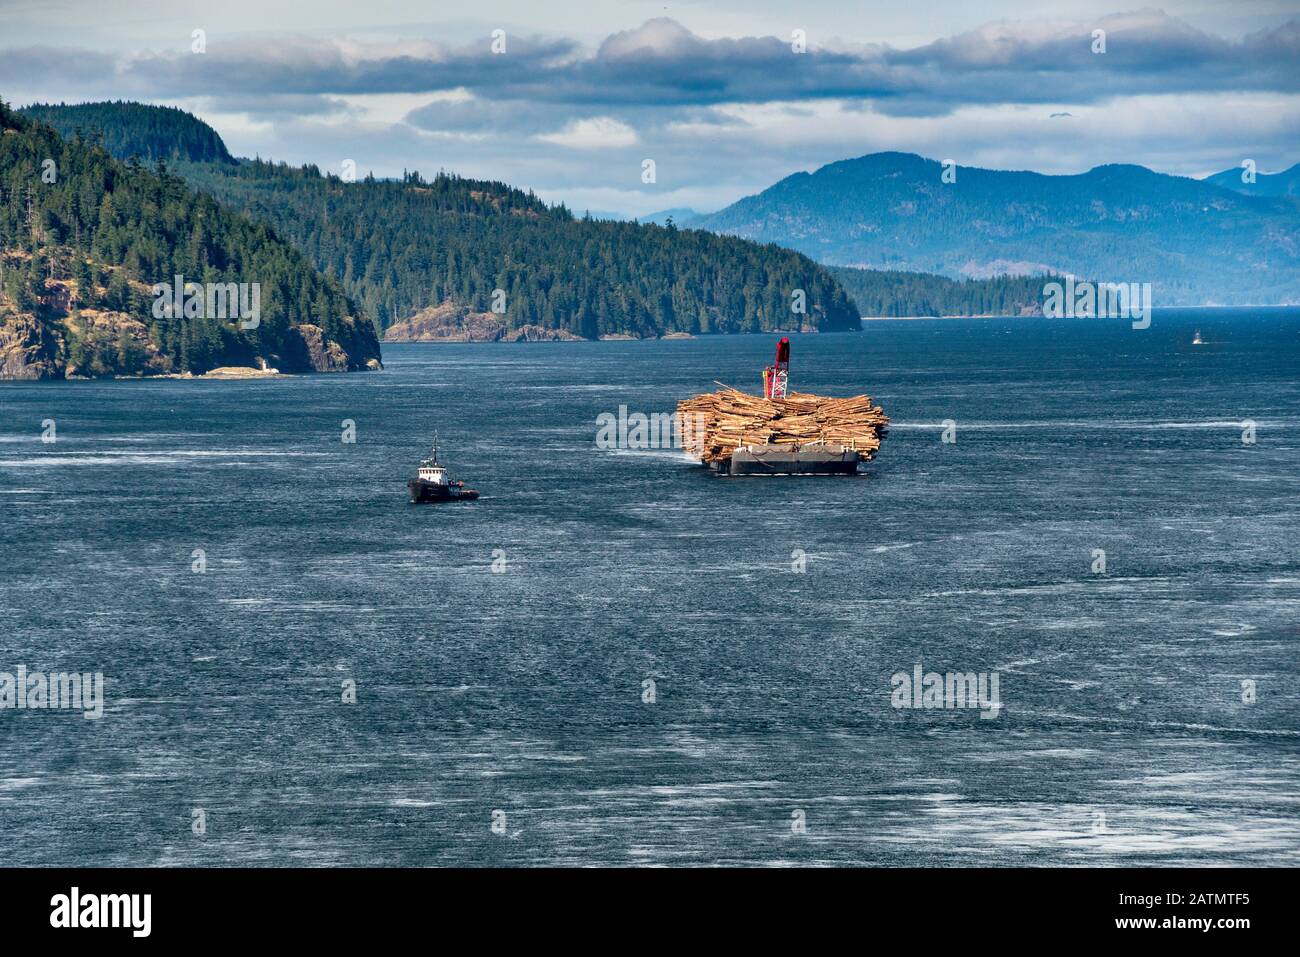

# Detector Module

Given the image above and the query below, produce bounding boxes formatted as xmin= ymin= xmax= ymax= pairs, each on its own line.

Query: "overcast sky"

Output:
xmin=1 ymin=1 xmax=1297 ymax=216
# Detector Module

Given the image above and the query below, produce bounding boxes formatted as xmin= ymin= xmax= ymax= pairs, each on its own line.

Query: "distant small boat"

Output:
xmin=1192 ymin=329 xmax=1204 ymax=345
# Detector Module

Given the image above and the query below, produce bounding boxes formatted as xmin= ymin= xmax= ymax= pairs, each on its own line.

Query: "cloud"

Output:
xmin=4 ymin=13 xmax=1296 ymax=117
xmin=536 ymin=116 xmax=638 ymax=149
xmin=201 ymin=93 xmax=357 ymax=120
xmin=0 ymin=33 xmax=579 ymax=105
xmin=869 ymin=9 xmax=1300 ymax=114
xmin=405 ymin=97 xmax=573 ymax=136
xmin=2 ymin=11 xmax=1297 ymax=218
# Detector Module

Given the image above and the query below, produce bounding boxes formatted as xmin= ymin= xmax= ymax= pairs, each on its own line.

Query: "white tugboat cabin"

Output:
xmin=417 ymin=436 xmax=449 ymax=484
xmin=417 ymin=457 xmax=448 ymax=485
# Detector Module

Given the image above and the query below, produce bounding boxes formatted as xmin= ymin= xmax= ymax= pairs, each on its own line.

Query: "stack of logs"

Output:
xmin=675 ymin=387 xmax=890 ymax=465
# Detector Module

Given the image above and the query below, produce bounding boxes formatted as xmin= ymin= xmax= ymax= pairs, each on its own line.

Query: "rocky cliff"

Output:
xmin=384 ymin=301 xmax=584 ymax=343
xmin=0 ymin=102 xmax=383 ymax=380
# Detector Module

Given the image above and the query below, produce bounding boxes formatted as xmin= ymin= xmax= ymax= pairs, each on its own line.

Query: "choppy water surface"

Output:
xmin=2 ymin=309 xmax=1298 ymax=866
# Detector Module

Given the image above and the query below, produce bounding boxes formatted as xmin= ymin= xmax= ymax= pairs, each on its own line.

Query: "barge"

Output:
xmin=677 ymin=339 xmax=889 ymax=477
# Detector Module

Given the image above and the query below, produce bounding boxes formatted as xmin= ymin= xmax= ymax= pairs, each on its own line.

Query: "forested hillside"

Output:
xmin=829 ymin=267 xmax=1055 ymax=317
xmin=18 ymin=99 xmax=862 ymax=338
xmin=22 ymin=101 xmax=234 ymax=165
xmin=173 ymin=159 xmax=860 ymax=337
xmin=0 ymin=100 xmax=379 ymax=378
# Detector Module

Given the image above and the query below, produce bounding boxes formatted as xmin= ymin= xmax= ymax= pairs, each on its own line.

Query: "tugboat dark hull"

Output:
xmin=408 ymin=479 xmax=479 ymax=503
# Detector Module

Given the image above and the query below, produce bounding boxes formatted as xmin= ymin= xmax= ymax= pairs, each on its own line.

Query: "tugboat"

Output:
xmin=407 ymin=437 xmax=479 ymax=503
xmin=1192 ymin=329 xmax=1204 ymax=345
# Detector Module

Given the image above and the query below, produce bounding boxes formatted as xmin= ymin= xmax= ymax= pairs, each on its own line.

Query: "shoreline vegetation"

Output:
xmin=8 ymin=101 xmax=1296 ymax=381
xmin=176 ymin=157 xmax=858 ymax=341
xmin=829 ymin=266 xmax=1054 ymax=319
xmin=0 ymin=101 xmax=381 ymax=381
xmin=53 ymin=305 xmax=1287 ymax=376
xmin=5 ymin=100 xmax=864 ymax=378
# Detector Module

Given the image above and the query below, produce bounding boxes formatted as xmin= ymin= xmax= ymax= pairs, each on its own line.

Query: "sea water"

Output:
xmin=1 ymin=308 xmax=1297 ymax=865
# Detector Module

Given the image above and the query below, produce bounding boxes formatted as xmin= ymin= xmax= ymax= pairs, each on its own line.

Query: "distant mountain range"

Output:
xmin=691 ymin=152 xmax=1300 ymax=305
xmin=13 ymin=100 xmax=1295 ymax=359
xmin=1204 ymin=163 xmax=1300 ymax=199
xmin=638 ymin=208 xmax=700 ymax=227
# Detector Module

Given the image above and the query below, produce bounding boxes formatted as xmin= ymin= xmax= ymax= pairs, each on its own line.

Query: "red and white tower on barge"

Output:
xmin=763 ymin=337 xmax=791 ymax=400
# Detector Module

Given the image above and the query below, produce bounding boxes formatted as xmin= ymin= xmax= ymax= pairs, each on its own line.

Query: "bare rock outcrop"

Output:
xmin=384 ymin=301 xmax=583 ymax=342
xmin=0 ymin=309 xmax=62 ymax=380
xmin=280 ymin=323 xmax=350 ymax=372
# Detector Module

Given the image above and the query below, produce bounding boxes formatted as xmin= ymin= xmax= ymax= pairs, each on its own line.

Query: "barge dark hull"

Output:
xmin=709 ymin=445 xmax=861 ymax=476
xmin=408 ymin=479 xmax=479 ymax=503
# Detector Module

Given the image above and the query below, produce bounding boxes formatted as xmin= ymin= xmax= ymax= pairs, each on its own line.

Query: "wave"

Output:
xmin=890 ymin=419 xmax=1281 ymax=430
xmin=601 ymin=447 xmax=696 ymax=462
xmin=1021 ymin=710 xmax=1300 ymax=737
xmin=0 ymin=449 xmax=330 ymax=467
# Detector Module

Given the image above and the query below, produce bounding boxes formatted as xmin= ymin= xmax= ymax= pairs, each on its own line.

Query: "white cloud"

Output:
xmin=536 ymin=116 xmax=639 ymax=149
xmin=5 ymin=9 xmax=1297 ymax=217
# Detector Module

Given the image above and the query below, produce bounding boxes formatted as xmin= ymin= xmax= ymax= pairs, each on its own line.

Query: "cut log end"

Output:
xmin=676 ymin=388 xmax=890 ymax=464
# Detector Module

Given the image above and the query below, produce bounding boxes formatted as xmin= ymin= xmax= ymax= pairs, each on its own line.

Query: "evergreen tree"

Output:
xmin=0 ymin=100 xmax=380 ymax=378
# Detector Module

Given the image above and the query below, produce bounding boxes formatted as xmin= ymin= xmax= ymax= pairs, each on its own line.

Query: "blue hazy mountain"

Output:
xmin=692 ymin=152 xmax=1300 ymax=305
xmin=637 ymin=208 xmax=700 ymax=226
xmin=1203 ymin=163 xmax=1300 ymax=199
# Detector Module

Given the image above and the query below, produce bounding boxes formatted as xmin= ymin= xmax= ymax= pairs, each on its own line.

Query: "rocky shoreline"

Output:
xmin=383 ymin=302 xmax=708 ymax=343
xmin=383 ymin=301 xmax=585 ymax=343
xmin=1 ymin=299 xmax=382 ymax=381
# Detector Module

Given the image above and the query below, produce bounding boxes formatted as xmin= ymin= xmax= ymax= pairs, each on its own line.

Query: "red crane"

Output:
xmin=763 ymin=337 xmax=791 ymax=400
